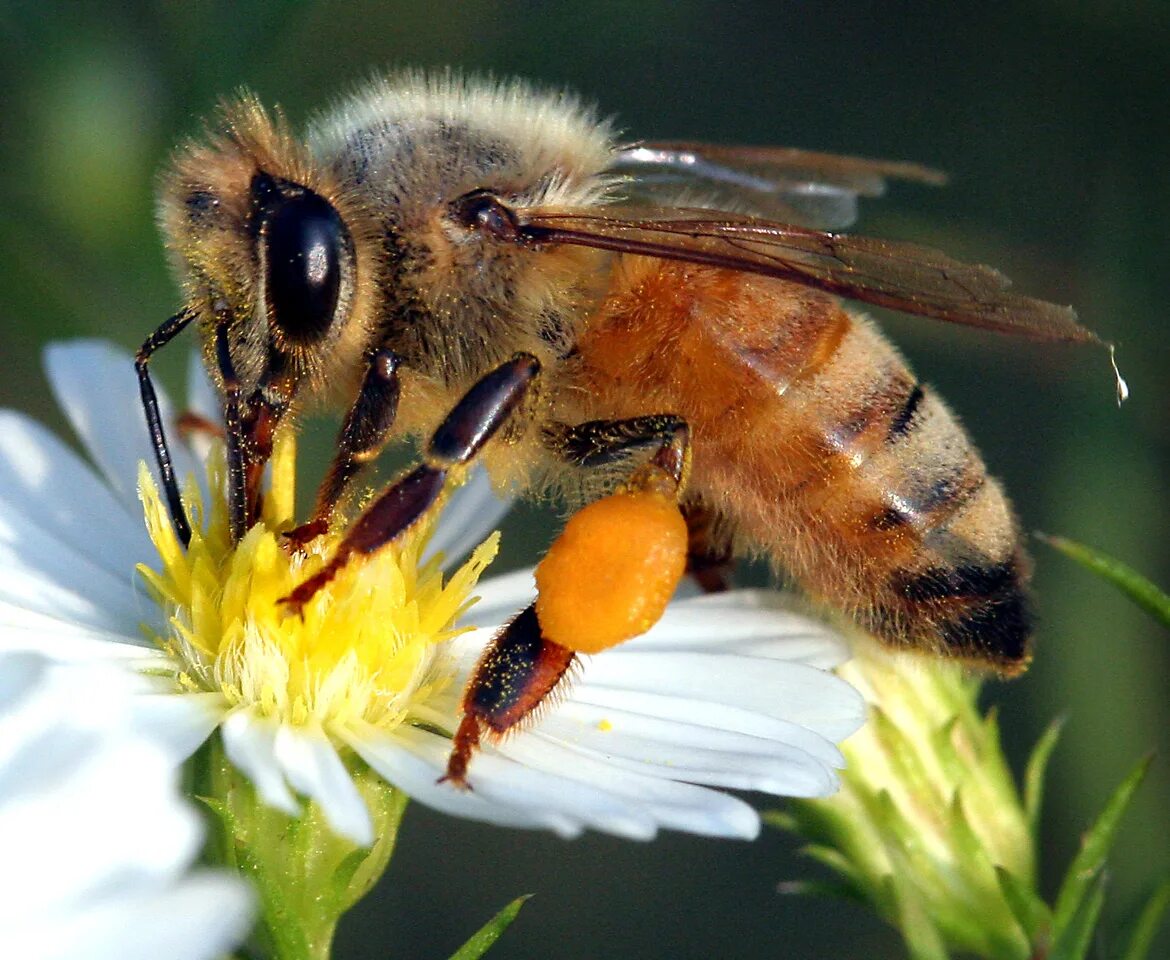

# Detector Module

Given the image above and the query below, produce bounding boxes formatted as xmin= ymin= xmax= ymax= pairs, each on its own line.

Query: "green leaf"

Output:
xmin=1039 ymin=534 xmax=1170 ymax=629
xmin=1049 ymin=870 xmax=1106 ymax=960
xmin=1119 ymin=878 xmax=1170 ymax=960
xmin=325 ymin=847 xmax=371 ymax=913
xmin=1052 ymin=756 xmax=1151 ymax=933
xmin=1023 ymin=718 xmax=1064 ymax=840
xmin=448 ymin=894 xmax=532 ymax=960
xmin=761 ymin=808 xmax=797 ymax=832
xmin=884 ymin=870 xmax=950 ymax=960
xmin=995 ymin=866 xmax=1051 ymax=944
xmin=798 ymin=843 xmax=866 ymax=894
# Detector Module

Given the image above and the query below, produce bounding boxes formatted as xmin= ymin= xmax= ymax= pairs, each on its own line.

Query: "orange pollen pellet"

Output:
xmin=535 ymin=487 xmax=688 ymax=655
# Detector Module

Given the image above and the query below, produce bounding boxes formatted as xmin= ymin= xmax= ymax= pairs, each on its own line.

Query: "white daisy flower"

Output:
xmin=0 ymin=649 xmax=253 ymax=960
xmin=0 ymin=339 xmax=864 ymax=847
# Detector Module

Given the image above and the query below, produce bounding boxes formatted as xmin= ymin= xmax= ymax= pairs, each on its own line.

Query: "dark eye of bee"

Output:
xmin=451 ymin=189 xmax=520 ymax=241
xmin=265 ymin=191 xmax=346 ymax=343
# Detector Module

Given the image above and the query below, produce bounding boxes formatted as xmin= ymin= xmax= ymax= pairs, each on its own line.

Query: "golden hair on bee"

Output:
xmin=140 ymin=71 xmax=1109 ymax=784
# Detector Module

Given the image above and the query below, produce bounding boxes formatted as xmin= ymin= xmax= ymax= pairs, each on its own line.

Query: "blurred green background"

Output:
xmin=2 ymin=1 xmax=1167 ymax=957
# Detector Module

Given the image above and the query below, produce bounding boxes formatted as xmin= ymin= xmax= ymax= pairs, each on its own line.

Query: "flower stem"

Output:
xmin=192 ymin=733 xmax=408 ymax=960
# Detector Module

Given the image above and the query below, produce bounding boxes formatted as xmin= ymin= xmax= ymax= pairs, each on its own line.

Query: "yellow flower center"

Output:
xmin=136 ymin=431 xmax=497 ymax=733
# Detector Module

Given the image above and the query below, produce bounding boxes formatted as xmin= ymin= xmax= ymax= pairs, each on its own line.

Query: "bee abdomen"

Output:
xmin=752 ymin=307 xmax=1033 ymax=673
xmin=842 ymin=377 xmax=1033 ymax=672
xmin=885 ymin=554 xmax=1033 ymax=671
xmin=574 ymin=262 xmax=1034 ymax=673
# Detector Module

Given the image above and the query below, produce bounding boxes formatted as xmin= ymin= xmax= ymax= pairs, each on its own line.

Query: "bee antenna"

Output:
xmin=1108 ymin=342 xmax=1130 ymax=406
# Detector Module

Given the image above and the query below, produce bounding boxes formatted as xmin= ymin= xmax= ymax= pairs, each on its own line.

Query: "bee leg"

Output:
xmin=443 ymin=604 xmax=575 ymax=789
xmin=548 ymin=417 xmax=732 ymax=592
xmin=281 ymin=353 xmax=539 ymax=611
xmin=211 ymin=321 xmax=253 ymax=542
xmin=239 ymin=375 xmax=296 ymax=532
xmin=444 ymin=419 xmax=693 ymax=787
xmin=546 ymin=414 xmax=688 ymax=469
xmin=176 ymin=411 xmax=225 ymax=443
xmin=681 ymin=499 xmax=734 ymax=593
xmin=136 ymin=308 xmax=197 ymax=546
xmin=285 ymin=348 xmax=402 ymax=549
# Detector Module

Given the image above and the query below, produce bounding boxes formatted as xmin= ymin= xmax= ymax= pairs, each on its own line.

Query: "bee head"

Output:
xmin=157 ymin=93 xmax=378 ymax=396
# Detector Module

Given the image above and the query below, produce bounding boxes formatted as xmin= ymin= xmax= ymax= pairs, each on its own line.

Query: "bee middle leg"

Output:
xmin=281 ymin=353 xmax=539 ymax=611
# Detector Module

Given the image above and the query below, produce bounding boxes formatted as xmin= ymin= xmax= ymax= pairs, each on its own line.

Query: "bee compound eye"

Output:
xmin=264 ymin=191 xmax=348 ymax=343
xmin=452 ymin=190 xmax=519 ymax=241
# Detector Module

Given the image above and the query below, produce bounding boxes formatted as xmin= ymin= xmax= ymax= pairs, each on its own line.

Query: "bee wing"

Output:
xmin=515 ymin=206 xmax=1097 ymax=344
xmin=609 ymin=143 xmax=947 ymax=229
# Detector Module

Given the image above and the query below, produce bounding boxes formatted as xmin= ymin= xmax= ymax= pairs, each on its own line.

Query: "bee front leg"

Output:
xmin=285 ymin=347 xmax=403 ymax=548
xmin=136 ymin=308 xmax=197 ymax=546
xmin=444 ymin=417 xmax=693 ymax=787
xmin=281 ymin=353 xmax=539 ymax=611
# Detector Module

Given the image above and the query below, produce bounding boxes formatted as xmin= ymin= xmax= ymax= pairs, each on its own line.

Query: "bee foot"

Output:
xmin=282 ymin=518 xmax=329 ymax=553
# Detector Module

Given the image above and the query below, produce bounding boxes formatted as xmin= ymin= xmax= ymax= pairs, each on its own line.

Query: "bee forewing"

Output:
xmin=516 ymin=205 xmax=1099 ymax=345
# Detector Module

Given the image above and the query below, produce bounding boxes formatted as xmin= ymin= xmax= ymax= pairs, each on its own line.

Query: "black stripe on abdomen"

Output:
xmin=892 ymin=560 xmax=1019 ymax=603
xmin=887 ymin=383 xmax=924 ymax=439
xmin=890 ymin=557 xmax=1032 ymax=671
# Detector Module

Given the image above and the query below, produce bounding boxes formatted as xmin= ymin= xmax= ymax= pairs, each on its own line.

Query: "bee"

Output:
xmin=141 ymin=71 xmax=1110 ymax=785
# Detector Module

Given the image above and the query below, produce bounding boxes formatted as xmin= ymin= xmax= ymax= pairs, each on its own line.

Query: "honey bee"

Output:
xmin=141 ymin=71 xmax=1109 ymax=785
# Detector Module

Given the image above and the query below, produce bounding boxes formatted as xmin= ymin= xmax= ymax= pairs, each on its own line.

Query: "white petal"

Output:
xmin=459 ymin=568 xmax=535 ymax=626
xmin=376 ymin=724 xmax=759 ymax=840
xmin=580 ymin=650 xmax=864 ymax=742
xmin=0 ymin=742 xmax=202 ymax=906
xmin=0 ymin=611 xmax=158 ymax=660
xmin=0 ymin=650 xmax=45 ymax=705
xmin=0 ymin=534 xmax=145 ymax=633
xmin=130 ymin=692 xmax=225 ymax=761
xmin=342 ymin=724 xmax=581 ymax=837
xmin=457 ymin=763 xmax=659 ymax=839
xmin=425 ymin=466 xmax=512 ymax=568
xmin=0 ymin=652 xmax=251 ymax=960
xmin=274 ymin=723 xmax=372 ymax=845
xmin=534 ymin=701 xmax=841 ymax=797
xmin=489 ymin=731 xmax=762 ymax=839
xmin=0 ymin=410 xmax=152 ymax=570
xmin=568 ymin=685 xmax=844 ymax=768
xmin=220 ymin=708 xmax=299 ymax=815
xmin=33 ymin=873 xmax=254 ymax=960
xmin=630 ymin=591 xmax=852 ymax=668
xmin=45 ymin=341 xmax=200 ymax=515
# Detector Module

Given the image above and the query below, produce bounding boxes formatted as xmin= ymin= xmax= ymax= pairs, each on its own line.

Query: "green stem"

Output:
xmin=192 ymin=733 xmax=409 ymax=960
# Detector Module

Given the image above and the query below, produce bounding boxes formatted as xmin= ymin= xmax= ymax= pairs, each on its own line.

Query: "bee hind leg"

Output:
xmin=443 ymin=416 xmax=694 ymax=787
xmin=442 ymin=604 xmax=575 ymax=789
xmin=548 ymin=415 xmax=730 ymax=590
xmin=681 ymin=499 xmax=734 ymax=593
xmin=280 ymin=353 xmax=539 ymax=611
